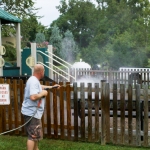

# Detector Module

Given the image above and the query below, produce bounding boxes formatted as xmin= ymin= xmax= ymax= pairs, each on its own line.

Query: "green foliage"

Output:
xmin=0 ymin=0 xmax=36 ymax=18
xmin=60 ymin=30 xmax=78 ymax=63
xmin=3 ymin=44 xmax=16 ymax=61
xmin=21 ymin=16 xmax=46 ymax=48
xmin=49 ymin=24 xmax=62 ymax=57
xmin=54 ymin=0 xmax=97 ymax=48
xmin=21 ymin=16 xmax=38 ymax=43
xmin=0 ymin=0 xmax=46 ymax=49
xmin=35 ymin=32 xmax=45 ymax=43
xmin=81 ymin=41 xmax=102 ymax=66
xmin=49 ymin=0 xmax=150 ymax=69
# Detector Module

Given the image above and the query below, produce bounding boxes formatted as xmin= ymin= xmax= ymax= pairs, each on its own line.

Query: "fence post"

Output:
xmin=53 ymin=82 xmax=58 ymax=139
xmin=66 ymin=82 xmax=71 ymax=140
xmin=143 ymin=85 xmax=148 ymax=147
xmin=136 ymin=84 xmax=141 ymax=146
xmin=80 ymin=82 xmax=85 ymax=141
xmin=120 ymin=84 xmax=125 ymax=144
xmin=59 ymin=82 xmax=64 ymax=139
xmin=95 ymin=83 xmax=100 ymax=142
xmin=73 ymin=82 xmax=78 ymax=141
xmin=88 ymin=83 xmax=92 ymax=142
xmin=101 ymin=80 xmax=106 ymax=145
xmin=113 ymin=83 xmax=117 ymax=144
xmin=128 ymin=84 xmax=133 ymax=145
xmin=105 ymin=83 xmax=110 ymax=143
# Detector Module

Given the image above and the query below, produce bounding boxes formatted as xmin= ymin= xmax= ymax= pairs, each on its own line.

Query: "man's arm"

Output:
xmin=30 ymin=90 xmax=48 ymax=101
xmin=41 ymin=84 xmax=60 ymax=90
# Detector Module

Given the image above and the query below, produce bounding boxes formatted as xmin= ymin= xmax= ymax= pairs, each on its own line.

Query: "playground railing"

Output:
xmin=37 ymin=50 xmax=76 ymax=82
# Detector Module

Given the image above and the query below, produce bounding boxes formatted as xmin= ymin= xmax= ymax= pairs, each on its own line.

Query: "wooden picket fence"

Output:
xmin=0 ymin=77 xmax=150 ymax=147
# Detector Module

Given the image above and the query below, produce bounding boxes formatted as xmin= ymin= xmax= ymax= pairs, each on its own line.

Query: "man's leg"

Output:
xmin=27 ymin=139 xmax=36 ymax=150
xmin=24 ymin=116 xmax=42 ymax=150
xmin=33 ymin=141 xmax=39 ymax=150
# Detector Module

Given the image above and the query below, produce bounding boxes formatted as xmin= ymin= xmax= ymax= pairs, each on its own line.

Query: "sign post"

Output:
xmin=0 ymin=84 xmax=10 ymax=133
xmin=0 ymin=84 xmax=10 ymax=105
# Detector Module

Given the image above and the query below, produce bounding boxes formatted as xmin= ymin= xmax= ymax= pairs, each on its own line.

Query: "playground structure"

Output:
xmin=0 ymin=9 xmax=21 ymax=76
xmin=2 ymin=43 xmax=77 ymax=83
xmin=0 ymin=9 xmax=76 ymax=83
xmin=21 ymin=43 xmax=76 ymax=82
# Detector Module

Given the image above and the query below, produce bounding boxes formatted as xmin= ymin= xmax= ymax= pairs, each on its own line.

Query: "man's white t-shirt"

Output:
xmin=21 ymin=76 xmax=45 ymax=119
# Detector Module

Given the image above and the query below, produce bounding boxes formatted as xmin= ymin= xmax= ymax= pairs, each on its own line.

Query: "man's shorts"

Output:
xmin=24 ymin=115 xmax=43 ymax=141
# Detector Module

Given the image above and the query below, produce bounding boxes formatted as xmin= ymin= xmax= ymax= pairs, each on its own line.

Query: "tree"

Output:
xmin=49 ymin=24 xmax=62 ymax=58
xmin=60 ymin=30 xmax=78 ymax=63
xmin=80 ymin=0 xmax=150 ymax=68
xmin=0 ymin=0 xmax=47 ymax=48
xmin=53 ymin=0 xmax=97 ymax=48
xmin=89 ymin=0 xmax=150 ymax=69
xmin=20 ymin=16 xmax=46 ymax=48
xmin=0 ymin=0 xmax=37 ymax=18
xmin=3 ymin=44 xmax=16 ymax=61
xmin=35 ymin=32 xmax=46 ymax=47
xmin=81 ymin=41 xmax=102 ymax=66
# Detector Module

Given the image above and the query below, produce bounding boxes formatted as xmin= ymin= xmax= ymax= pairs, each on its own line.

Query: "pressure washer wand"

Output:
xmin=44 ymin=85 xmax=60 ymax=91
xmin=44 ymin=84 xmax=73 ymax=90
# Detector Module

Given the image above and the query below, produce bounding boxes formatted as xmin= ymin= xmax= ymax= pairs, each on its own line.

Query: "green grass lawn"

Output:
xmin=0 ymin=135 xmax=149 ymax=150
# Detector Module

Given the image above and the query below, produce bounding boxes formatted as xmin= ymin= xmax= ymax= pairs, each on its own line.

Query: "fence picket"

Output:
xmin=136 ymin=84 xmax=141 ymax=146
xmin=113 ymin=84 xmax=117 ymax=144
xmin=59 ymin=82 xmax=64 ymax=139
xmin=13 ymin=80 xmax=19 ymax=134
xmin=45 ymin=81 xmax=51 ymax=138
xmin=73 ymin=82 xmax=78 ymax=141
xmin=9 ymin=79 xmax=13 ymax=135
xmin=66 ymin=82 xmax=71 ymax=140
xmin=80 ymin=83 xmax=85 ymax=141
xmin=143 ymin=85 xmax=148 ymax=147
xmin=128 ymin=84 xmax=133 ymax=145
xmin=120 ymin=84 xmax=125 ymax=144
xmin=95 ymin=83 xmax=99 ymax=142
xmin=105 ymin=83 xmax=110 ymax=143
xmin=101 ymin=80 xmax=106 ymax=145
xmin=40 ymin=81 xmax=45 ymax=137
xmin=53 ymin=83 xmax=58 ymax=139
xmin=5 ymin=79 xmax=12 ymax=134
xmin=88 ymin=83 xmax=92 ymax=142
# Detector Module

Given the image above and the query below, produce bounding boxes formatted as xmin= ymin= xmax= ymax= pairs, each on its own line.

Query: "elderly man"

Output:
xmin=21 ymin=64 xmax=60 ymax=150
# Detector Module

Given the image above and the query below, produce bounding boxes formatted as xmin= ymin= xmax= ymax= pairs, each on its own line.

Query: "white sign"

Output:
xmin=0 ymin=84 xmax=10 ymax=105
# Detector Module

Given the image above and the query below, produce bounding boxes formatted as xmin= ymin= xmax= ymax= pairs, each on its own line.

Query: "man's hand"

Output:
xmin=41 ymin=90 xmax=48 ymax=97
xmin=52 ymin=84 xmax=60 ymax=89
